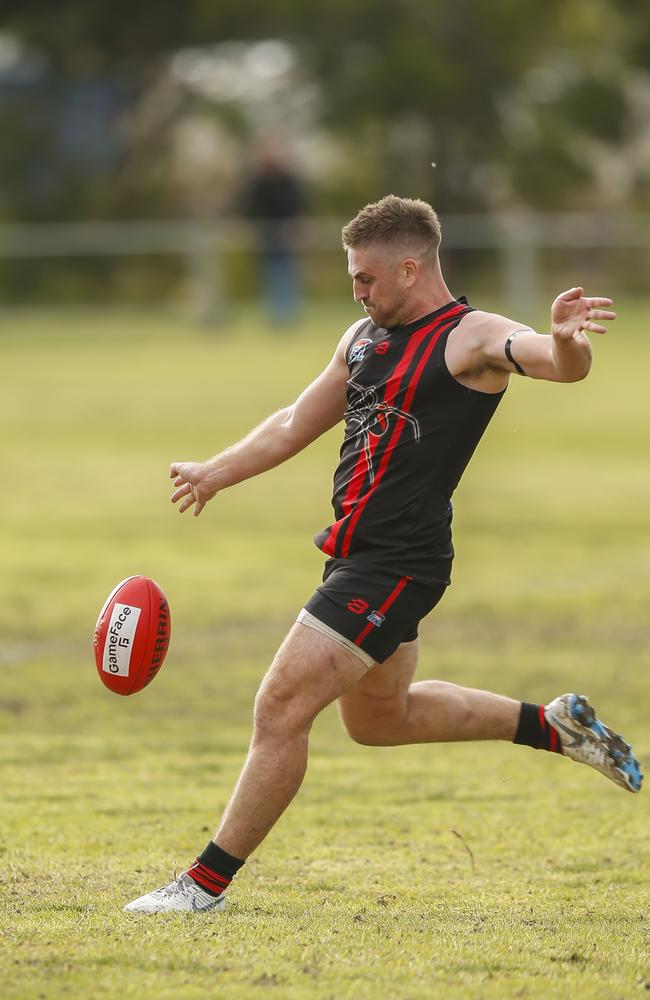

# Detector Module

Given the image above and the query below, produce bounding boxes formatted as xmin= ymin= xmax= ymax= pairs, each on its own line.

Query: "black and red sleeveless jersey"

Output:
xmin=314 ymin=298 xmax=506 ymax=584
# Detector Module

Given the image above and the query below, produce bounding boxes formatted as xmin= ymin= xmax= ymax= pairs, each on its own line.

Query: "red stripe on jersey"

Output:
xmin=321 ymin=305 xmax=465 ymax=557
xmin=320 ymin=444 xmax=370 ymax=555
xmin=354 ymin=575 xmax=412 ymax=646
xmin=381 ymin=304 xmax=464 ymax=409
xmin=340 ymin=316 xmax=459 ymax=557
xmin=320 ymin=531 xmax=338 ymax=557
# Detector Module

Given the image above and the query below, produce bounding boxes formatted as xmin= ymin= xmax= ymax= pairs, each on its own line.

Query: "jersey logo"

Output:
xmin=349 ymin=338 xmax=373 ymax=364
xmin=345 ymin=380 xmax=421 ymax=485
xmin=347 ymin=598 xmax=369 ymax=614
xmin=375 ymin=340 xmax=390 ymax=355
xmin=367 ymin=610 xmax=385 ymax=627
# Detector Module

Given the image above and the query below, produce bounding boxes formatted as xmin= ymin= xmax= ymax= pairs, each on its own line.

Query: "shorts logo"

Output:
xmin=347 ymin=598 xmax=369 ymax=614
xmin=367 ymin=610 xmax=385 ymax=627
xmin=375 ymin=341 xmax=390 ymax=355
xmin=349 ymin=338 xmax=373 ymax=364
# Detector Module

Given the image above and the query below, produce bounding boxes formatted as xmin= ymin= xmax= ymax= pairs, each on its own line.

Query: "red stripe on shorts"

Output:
xmin=354 ymin=575 xmax=412 ymax=647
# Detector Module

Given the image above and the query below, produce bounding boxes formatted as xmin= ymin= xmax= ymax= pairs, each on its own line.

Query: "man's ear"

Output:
xmin=401 ymin=257 xmax=420 ymax=286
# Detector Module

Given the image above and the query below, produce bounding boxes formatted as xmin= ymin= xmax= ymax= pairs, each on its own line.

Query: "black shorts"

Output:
xmin=302 ymin=558 xmax=450 ymax=665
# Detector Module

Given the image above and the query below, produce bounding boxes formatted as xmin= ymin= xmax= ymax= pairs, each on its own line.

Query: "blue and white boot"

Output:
xmin=124 ymin=873 xmax=226 ymax=913
xmin=545 ymin=693 xmax=642 ymax=793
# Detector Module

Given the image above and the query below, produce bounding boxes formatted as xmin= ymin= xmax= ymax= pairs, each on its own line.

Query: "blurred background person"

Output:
xmin=240 ymin=140 xmax=306 ymax=326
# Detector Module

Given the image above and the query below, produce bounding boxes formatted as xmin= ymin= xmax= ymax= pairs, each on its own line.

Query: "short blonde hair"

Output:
xmin=342 ymin=194 xmax=441 ymax=260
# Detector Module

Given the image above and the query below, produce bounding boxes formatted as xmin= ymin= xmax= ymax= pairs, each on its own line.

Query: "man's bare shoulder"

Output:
xmin=447 ymin=308 xmax=534 ymax=386
xmin=451 ymin=308 xmax=533 ymax=358
xmin=460 ymin=308 xmax=531 ymax=338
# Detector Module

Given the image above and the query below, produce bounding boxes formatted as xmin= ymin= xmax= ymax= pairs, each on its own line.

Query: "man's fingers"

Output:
xmin=580 ymin=304 xmax=616 ymax=336
xmin=587 ymin=309 xmax=616 ymax=321
xmin=169 ymin=460 xmax=210 ymax=516
xmin=169 ymin=460 xmax=212 ymax=516
xmin=177 ymin=493 xmax=207 ymax=516
xmin=561 ymin=286 xmax=584 ymax=301
xmin=585 ymin=297 xmax=614 ymax=309
xmin=171 ymin=483 xmax=193 ymax=504
xmin=177 ymin=494 xmax=196 ymax=514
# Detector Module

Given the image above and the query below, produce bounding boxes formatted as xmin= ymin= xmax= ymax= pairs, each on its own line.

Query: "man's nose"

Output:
xmin=353 ymin=281 xmax=365 ymax=302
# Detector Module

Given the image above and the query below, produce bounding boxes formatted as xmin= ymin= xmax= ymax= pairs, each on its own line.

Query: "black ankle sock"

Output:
xmin=186 ymin=841 xmax=245 ymax=897
xmin=513 ymin=702 xmax=563 ymax=754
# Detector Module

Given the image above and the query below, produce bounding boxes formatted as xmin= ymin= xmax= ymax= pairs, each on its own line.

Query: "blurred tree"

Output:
xmin=1 ymin=0 xmax=648 ymax=221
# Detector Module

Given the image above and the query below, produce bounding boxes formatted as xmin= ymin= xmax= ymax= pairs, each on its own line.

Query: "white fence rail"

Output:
xmin=0 ymin=214 xmax=647 ymax=320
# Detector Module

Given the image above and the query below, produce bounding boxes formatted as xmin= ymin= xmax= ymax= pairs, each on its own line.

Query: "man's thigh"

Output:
xmin=256 ymin=622 xmax=371 ymax=728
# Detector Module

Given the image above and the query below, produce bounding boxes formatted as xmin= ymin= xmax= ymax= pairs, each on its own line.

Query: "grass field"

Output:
xmin=1 ymin=300 xmax=649 ymax=999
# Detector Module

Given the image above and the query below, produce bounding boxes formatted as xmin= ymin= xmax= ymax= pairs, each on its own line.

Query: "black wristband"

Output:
xmin=504 ymin=331 xmax=527 ymax=376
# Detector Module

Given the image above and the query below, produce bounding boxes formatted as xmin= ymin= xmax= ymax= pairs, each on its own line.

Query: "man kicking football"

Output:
xmin=125 ymin=195 xmax=642 ymax=914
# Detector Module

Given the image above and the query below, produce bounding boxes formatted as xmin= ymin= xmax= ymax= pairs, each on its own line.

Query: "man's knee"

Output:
xmin=339 ymin=700 xmax=405 ymax=747
xmin=345 ymin=722 xmax=392 ymax=747
xmin=253 ymin=679 xmax=312 ymax=740
xmin=252 ymin=623 xmax=369 ymax=743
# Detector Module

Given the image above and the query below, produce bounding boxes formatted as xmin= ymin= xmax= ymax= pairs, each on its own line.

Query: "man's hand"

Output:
xmin=551 ymin=287 xmax=616 ymax=348
xmin=170 ymin=461 xmax=219 ymax=517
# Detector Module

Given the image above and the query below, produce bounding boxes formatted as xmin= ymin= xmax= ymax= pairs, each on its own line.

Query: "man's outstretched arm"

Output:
xmin=481 ymin=287 xmax=616 ymax=383
xmin=170 ymin=324 xmax=359 ymax=516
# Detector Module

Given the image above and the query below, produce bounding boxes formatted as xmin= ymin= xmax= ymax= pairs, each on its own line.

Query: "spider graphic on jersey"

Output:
xmin=344 ymin=379 xmax=421 ymax=485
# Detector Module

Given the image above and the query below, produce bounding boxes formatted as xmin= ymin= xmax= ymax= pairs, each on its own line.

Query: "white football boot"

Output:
xmin=545 ymin=693 xmax=643 ymax=793
xmin=124 ymin=872 xmax=226 ymax=913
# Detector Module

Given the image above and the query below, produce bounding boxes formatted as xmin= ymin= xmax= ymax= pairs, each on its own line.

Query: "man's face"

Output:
xmin=347 ymin=245 xmax=411 ymax=329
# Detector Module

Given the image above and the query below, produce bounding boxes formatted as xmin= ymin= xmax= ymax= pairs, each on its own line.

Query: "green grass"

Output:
xmin=1 ymin=301 xmax=649 ymax=999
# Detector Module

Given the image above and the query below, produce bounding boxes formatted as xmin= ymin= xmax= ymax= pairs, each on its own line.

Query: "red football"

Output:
xmin=93 ymin=576 xmax=171 ymax=695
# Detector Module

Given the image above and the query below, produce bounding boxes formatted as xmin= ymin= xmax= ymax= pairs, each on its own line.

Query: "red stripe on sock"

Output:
xmin=187 ymin=861 xmax=230 ymax=893
xmin=538 ymin=705 xmax=547 ymax=734
xmin=194 ymin=862 xmax=230 ymax=887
